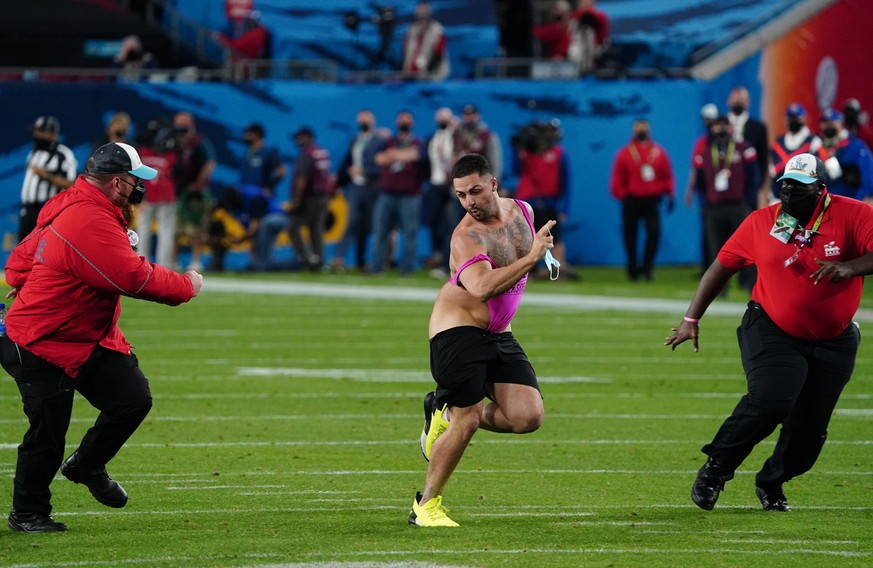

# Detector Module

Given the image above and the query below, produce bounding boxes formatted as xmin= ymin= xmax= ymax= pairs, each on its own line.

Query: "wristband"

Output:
xmin=683 ymin=316 xmax=700 ymax=323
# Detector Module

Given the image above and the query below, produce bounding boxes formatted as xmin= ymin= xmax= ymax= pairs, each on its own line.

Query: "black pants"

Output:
xmin=0 ymin=336 xmax=152 ymax=515
xmin=702 ymin=302 xmax=858 ymax=487
xmin=621 ymin=196 xmax=661 ymax=279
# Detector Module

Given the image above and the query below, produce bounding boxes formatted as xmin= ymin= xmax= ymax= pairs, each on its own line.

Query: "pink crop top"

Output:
xmin=448 ymin=199 xmax=535 ymax=333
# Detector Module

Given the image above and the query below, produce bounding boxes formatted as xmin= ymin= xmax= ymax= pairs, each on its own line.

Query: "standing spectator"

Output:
xmin=92 ymin=112 xmax=131 ymax=155
xmin=666 ymin=153 xmax=873 ymax=514
xmin=136 ymin=119 xmax=178 ymax=268
xmin=288 ymin=127 xmax=334 ymax=271
xmin=513 ymin=120 xmax=577 ymax=280
xmin=569 ymin=0 xmax=610 ymax=74
xmin=610 ymin=118 xmax=675 ymax=281
xmin=768 ymin=103 xmax=827 ymax=205
xmin=693 ymin=115 xmax=759 ymax=296
xmin=18 ymin=116 xmax=77 ymax=243
xmin=842 ymin=98 xmax=873 ymax=151
xmin=454 ymin=104 xmax=503 ymax=184
xmin=215 ymin=10 xmax=271 ymax=79
xmin=819 ymin=108 xmax=873 ymax=201
xmin=240 ymin=122 xmax=286 ymax=196
xmin=727 ymin=87 xmax=769 ymax=210
xmin=2 ymin=142 xmax=202 ymax=532
xmin=172 ymin=112 xmax=216 ymax=272
xmin=422 ymin=107 xmax=457 ymax=276
xmin=371 ymin=111 xmax=426 ymax=275
xmin=333 ymin=110 xmax=388 ymax=271
xmin=532 ymin=1 xmax=574 ymax=60
xmin=402 ymin=1 xmax=450 ymax=81
xmin=686 ymin=104 xmax=720 ymax=274
xmin=112 ymin=35 xmax=157 ymax=81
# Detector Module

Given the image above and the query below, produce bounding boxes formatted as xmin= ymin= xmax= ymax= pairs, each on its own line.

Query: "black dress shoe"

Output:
xmin=8 ymin=511 xmax=67 ymax=532
xmin=61 ymin=452 xmax=128 ymax=508
xmin=756 ymin=484 xmax=791 ymax=512
xmin=691 ymin=457 xmax=734 ymax=511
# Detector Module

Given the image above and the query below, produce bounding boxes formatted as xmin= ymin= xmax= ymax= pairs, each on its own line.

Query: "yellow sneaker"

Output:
xmin=420 ymin=395 xmax=449 ymax=461
xmin=408 ymin=492 xmax=459 ymax=527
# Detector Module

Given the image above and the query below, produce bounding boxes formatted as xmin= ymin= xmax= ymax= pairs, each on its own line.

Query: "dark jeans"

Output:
xmin=621 ymin=196 xmax=661 ymax=279
xmin=336 ymin=183 xmax=378 ymax=269
xmin=702 ymin=302 xmax=858 ymax=487
xmin=1 ymin=336 xmax=152 ymax=515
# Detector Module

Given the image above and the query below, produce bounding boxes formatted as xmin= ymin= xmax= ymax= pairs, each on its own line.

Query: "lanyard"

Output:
xmin=711 ymin=141 xmax=735 ymax=170
xmin=627 ymin=143 xmax=652 ymax=164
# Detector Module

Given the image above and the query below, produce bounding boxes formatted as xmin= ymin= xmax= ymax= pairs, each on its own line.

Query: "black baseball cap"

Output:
xmin=293 ymin=126 xmax=314 ymax=138
xmin=86 ymin=142 xmax=158 ymax=180
xmin=33 ymin=115 xmax=60 ymax=135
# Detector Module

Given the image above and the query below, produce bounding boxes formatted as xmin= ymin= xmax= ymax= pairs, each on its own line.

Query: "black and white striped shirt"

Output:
xmin=21 ymin=144 xmax=78 ymax=205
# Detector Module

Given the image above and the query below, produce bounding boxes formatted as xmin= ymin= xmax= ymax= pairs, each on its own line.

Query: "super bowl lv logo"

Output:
xmin=824 ymin=241 xmax=841 ymax=257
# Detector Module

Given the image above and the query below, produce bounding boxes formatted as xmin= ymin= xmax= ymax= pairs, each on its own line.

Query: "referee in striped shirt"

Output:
xmin=19 ymin=116 xmax=77 ymax=242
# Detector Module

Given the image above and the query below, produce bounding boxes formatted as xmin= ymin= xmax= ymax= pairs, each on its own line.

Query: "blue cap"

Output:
xmin=820 ymin=108 xmax=843 ymax=123
xmin=786 ymin=103 xmax=806 ymax=118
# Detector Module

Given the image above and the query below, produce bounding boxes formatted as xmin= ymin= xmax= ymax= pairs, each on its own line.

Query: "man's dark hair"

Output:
xmin=452 ymin=153 xmax=491 ymax=180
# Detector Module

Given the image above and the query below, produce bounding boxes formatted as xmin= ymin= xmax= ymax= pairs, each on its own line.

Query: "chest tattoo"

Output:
xmin=469 ymin=213 xmax=532 ymax=267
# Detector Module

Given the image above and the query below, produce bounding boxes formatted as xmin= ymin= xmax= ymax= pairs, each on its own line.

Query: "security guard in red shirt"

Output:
xmin=665 ymin=153 xmax=873 ymax=513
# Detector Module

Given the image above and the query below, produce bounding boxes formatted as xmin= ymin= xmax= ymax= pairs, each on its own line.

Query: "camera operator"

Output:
xmin=512 ymin=120 xmax=578 ymax=279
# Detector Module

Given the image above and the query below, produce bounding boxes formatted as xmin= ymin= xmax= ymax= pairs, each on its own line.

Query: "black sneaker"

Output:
xmin=8 ymin=511 xmax=67 ymax=532
xmin=756 ymin=484 xmax=791 ymax=512
xmin=691 ymin=457 xmax=734 ymax=511
xmin=61 ymin=452 xmax=128 ymax=508
xmin=419 ymin=392 xmax=435 ymax=461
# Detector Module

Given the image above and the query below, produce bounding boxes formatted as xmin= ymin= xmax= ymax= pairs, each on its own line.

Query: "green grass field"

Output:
xmin=1 ymin=267 xmax=871 ymax=567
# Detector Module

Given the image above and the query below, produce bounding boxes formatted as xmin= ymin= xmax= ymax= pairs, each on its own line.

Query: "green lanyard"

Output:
xmin=711 ymin=141 xmax=735 ymax=169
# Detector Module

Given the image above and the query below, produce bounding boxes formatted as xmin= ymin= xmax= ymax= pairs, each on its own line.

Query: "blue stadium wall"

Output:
xmin=0 ymin=57 xmax=764 ymax=268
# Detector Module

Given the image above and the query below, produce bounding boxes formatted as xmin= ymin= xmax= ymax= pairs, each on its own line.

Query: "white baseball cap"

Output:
xmin=778 ymin=153 xmax=823 ymax=185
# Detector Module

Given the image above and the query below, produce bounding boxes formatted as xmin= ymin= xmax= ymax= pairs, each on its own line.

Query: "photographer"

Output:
xmin=512 ymin=120 xmax=577 ymax=279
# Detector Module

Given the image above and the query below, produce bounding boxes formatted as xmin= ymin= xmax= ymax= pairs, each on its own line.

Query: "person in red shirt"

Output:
xmin=610 ymin=118 xmax=675 ymax=281
xmin=1 ymin=143 xmax=203 ymax=532
xmin=532 ymin=0 xmax=574 ymax=59
xmin=665 ymin=153 xmax=873 ymax=513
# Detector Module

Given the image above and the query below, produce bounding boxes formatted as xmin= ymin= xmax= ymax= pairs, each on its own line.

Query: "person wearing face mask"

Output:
xmin=841 ymin=98 xmax=873 ymax=151
xmin=2 ymin=142 xmax=202 ymax=532
xmin=422 ymin=107 xmax=458 ymax=277
xmin=287 ymin=126 xmax=334 ymax=272
xmin=727 ymin=87 xmax=770 ymax=211
xmin=401 ymin=1 xmax=450 ymax=81
xmin=818 ymin=108 xmax=873 ymax=202
xmin=19 ymin=116 xmax=77 ymax=243
xmin=171 ymin=112 xmax=216 ymax=272
xmin=453 ymin=104 xmax=503 ymax=185
xmin=768 ymin=103 xmax=827 ymax=206
xmin=371 ymin=110 xmax=426 ymax=275
xmin=609 ymin=118 xmax=675 ymax=281
xmin=666 ymin=153 xmax=873 ymax=514
xmin=333 ymin=110 xmax=389 ymax=272
xmin=692 ymin=115 xmax=760 ymax=297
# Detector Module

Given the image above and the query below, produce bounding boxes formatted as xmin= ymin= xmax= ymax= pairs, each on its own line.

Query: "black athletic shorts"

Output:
xmin=429 ymin=325 xmax=540 ymax=409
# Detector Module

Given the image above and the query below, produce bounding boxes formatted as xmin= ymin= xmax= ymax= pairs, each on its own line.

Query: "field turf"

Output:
xmin=1 ymin=266 xmax=870 ymax=567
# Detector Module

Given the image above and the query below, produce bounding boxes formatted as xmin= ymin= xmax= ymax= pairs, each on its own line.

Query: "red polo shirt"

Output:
xmin=718 ymin=191 xmax=873 ymax=341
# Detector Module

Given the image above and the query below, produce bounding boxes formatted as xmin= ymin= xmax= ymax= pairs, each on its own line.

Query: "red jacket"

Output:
xmin=610 ymin=140 xmax=675 ymax=200
xmin=5 ymin=176 xmax=195 ymax=377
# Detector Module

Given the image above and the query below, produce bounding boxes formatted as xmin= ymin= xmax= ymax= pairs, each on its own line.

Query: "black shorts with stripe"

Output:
xmin=429 ymin=325 xmax=540 ymax=409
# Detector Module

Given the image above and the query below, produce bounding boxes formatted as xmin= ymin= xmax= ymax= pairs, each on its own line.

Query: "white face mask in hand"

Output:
xmin=544 ymin=250 xmax=560 ymax=281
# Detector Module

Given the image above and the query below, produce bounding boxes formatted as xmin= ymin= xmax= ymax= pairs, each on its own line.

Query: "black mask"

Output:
xmin=787 ymin=120 xmax=804 ymax=134
xmin=398 ymin=124 xmax=411 ymax=133
xmin=843 ymin=108 xmax=860 ymax=129
xmin=822 ymin=126 xmax=838 ymax=138
xmin=634 ymin=131 xmax=649 ymax=142
xmin=730 ymin=104 xmax=746 ymax=115
xmin=32 ymin=138 xmax=53 ymax=151
xmin=711 ymin=129 xmax=729 ymax=141
xmin=437 ymin=122 xmax=449 ymax=130
xmin=780 ymin=182 xmax=821 ymax=225
xmin=358 ymin=123 xmax=371 ymax=132
xmin=118 ymin=177 xmax=146 ymax=205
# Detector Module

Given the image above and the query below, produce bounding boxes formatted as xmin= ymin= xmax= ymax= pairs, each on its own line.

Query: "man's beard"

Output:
xmin=121 ymin=201 xmax=136 ymax=226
